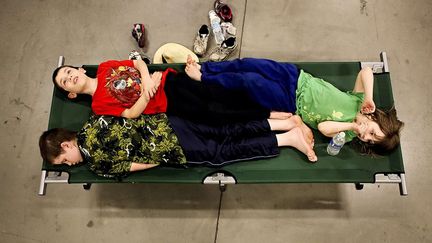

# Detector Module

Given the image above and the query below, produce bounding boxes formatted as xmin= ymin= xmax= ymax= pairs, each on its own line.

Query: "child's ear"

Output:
xmin=60 ymin=141 xmax=71 ymax=149
xmin=67 ymin=92 xmax=77 ymax=99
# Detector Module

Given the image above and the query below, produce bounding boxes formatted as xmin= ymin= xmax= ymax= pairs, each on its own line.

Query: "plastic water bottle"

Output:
xmin=209 ymin=10 xmax=225 ymax=45
xmin=327 ymin=132 xmax=346 ymax=156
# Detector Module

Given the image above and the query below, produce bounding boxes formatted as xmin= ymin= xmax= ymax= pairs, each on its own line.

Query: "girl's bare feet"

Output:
xmin=268 ymin=115 xmax=314 ymax=148
xmin=301 ymin=123 xmax=315 ymax=148
xmin=291 ymin=115 xmax=314 ymax=148
xmin=277 ymin=127 xmax=318 ymax=162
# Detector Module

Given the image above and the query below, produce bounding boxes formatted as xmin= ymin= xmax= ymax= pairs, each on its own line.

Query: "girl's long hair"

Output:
xmin=352 ymin=107 xmax=404 ymax=155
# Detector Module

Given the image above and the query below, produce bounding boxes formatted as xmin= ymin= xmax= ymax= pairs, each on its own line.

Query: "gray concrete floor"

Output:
xmin=0 ymin=0 xmax=430 ymax=242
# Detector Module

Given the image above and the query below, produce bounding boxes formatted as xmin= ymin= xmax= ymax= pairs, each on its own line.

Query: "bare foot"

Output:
xmin=185 ymin=55 xmax=202 ymax=81
xmin=291 ymin=115 xmax=314 ymax=148
xmin=187 ymin=55 xmax=201 ymax=70
xmin=269 ymin=111 xmax=292 ymax=120
xmin=301 ymin=124 xmax=314 ymax=148
xmin=185 ymin=64 xmax=202 ymax=81
xmin=279 ymin=127 xmax=318 ymax=162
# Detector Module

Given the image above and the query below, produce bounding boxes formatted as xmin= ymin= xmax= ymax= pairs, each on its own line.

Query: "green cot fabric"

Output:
xmin=77 ymin=113 xmax=186 ymax=178
xmin=295 ymin=70 xmax=364 ymax=142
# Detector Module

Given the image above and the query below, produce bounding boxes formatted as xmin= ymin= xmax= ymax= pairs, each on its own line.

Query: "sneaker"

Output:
xmin=193 ymin=25 xmax=210 ymax=56
xmin=220 ymin=22 xmax=236 ymax=38
xmin=214 ymin=0 xmax=233 ymax=22
xmin=209 ymin=36 xmax=237 ymax=62
xmin=128 ymin=50 xmax=151 ymax=64
xmin=132 ymin=23 xmax=146 ymax=48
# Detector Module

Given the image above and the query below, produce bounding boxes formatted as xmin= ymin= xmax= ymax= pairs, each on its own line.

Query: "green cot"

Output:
xmin=38 ymin=53 xmax=407 ymax=196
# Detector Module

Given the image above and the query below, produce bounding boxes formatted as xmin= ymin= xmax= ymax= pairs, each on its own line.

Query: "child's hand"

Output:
xmin=151 ymin=71 xmax=163 ymax=90
xmin=141 ymin=76 xmax=157 ymax=99
xmin=361 ymin=99 xmax=375 ymax=114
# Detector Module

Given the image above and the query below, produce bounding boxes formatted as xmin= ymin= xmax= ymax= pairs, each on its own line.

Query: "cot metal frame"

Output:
xmin=39 ymin=52 xmax=407 ymax=196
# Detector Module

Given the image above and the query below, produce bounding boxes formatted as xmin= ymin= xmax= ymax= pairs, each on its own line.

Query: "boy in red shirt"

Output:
xmin=53 ymin=59 xmax=172 ymax=118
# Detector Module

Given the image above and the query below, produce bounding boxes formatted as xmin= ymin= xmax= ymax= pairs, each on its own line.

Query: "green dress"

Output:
xmin=295 ymin=70 xmax=364 ymax=142
xmin=77 ymin=113 xmax=187 ymax=178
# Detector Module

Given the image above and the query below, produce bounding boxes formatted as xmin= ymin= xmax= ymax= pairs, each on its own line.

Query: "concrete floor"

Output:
xmin=0 ymin=0 xmax=431 ymax=242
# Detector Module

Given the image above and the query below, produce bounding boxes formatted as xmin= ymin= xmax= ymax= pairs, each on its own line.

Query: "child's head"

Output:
xmin=354 ymin=107 xmax=404 ymax=155
xmin=39 ymin=128 xmax=83 ymax=166
xmin=52 ymin=65 xmax=87 ymax=99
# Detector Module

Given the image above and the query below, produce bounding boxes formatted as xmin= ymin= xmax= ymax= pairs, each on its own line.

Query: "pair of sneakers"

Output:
xmin=193 ymin=24 xmax=237 ymax=62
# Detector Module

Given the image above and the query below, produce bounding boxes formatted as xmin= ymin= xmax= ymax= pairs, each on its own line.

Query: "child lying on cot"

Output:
xmin=39 ymin=113 xmax=317 ymax=178
xmin=184 ymin=56 xmax=404 ymax=155
xmin=52 ymin=59 xmax=289 ymax=125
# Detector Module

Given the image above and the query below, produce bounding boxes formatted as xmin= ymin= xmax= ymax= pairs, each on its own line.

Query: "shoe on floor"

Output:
xmin=193 ymin=25 xmax=210 ymax=56
xmin=221 ymin=22 xmax=236 ymax=38
xmin=214 ymin=0 xmax=233 ymax=22
xmin=132 ymin=23 xmax=146 ymax=48
xmin=128 ymin=50 xmax=151 ymax=64
xmin=209 ymin=36 xmax=237 ymax=62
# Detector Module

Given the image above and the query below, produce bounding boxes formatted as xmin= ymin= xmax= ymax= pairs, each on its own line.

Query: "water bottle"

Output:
xmin=209 ymin=10 xmax=225 ymax=45
xmin=327 ymin=132 xmax=346 ymax=156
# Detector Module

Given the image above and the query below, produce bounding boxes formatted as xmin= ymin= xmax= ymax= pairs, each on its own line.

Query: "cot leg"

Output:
xmin=399 ymin=173 xmax=408 ymax=196
xmin=219 ymin=183 xmax=227 ymax=192
xmin=83 ymin=183 xmax=92 ymax=190
xmin=38 ymin=170 xmax=48 ymax=196
xmin=380 ymin=51 xmax=389 ymax=73
xmin=355 ymin=183 xmax=364 ymax=190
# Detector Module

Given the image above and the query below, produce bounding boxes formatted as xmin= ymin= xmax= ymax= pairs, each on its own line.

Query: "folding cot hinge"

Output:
xmin=38 ymin=170 xmax=69 ymax=196
xmin=355 ymin=173 xmax=407 ymax=196
xmin=374 ymin=173 xmax=407 ymax=196
xmin=360 ymin=51 xmax=389 ymax=73
xmin=203 ymin=172 xmax=236 ymax=192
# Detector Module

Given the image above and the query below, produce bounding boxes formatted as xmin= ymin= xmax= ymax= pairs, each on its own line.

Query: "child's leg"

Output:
xmin=268 ymin=116 xmax=314 ymax=147
xmin=169 ymin=115 xmax=271 ymax=140
xmin=269 ymin=111 xmax=293 ymax=120
xmin=201 ymin=58 xmax=298 ymax=81
xmin=203 ymin=71 xmax=293 ymax=111
xmin=185 ymin=133 xmax=280 ymax=166
xmin=165 ymin=72 xmax=270 ymax=124
xmin=267 ymin=116 xmax=299 ymax=131
xmin=168 ymin=116 xmax=279 ymax=166
xmin=185 ymin=58 xmax=298 ymax=112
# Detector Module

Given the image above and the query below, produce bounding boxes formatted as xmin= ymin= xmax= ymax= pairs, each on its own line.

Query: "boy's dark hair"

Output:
xmin=353 ymin=107 xmax=404 ymax=155
xmin=52 ymin=65 xmax=79 ymax=96
xmin=39 ymin=128 xmax=77 ymax=164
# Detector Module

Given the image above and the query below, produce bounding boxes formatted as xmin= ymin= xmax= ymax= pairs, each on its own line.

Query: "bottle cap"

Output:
xmin=339 ymin=132 xmax=345 ymax=138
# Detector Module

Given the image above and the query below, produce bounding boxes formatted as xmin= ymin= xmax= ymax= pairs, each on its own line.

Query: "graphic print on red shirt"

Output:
xmin=105 ymin=65 xmax=142 ymax=107
xmin=92 ymin=60 xmax=174 ymax=116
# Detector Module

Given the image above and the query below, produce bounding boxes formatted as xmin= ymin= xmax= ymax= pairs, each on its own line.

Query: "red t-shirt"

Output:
xmin=92 ymin=60 xmax=175 ymax=116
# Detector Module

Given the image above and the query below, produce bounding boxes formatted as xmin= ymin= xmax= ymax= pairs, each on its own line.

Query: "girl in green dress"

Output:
xmin=185 ymin=56 xmax=403 ymax=155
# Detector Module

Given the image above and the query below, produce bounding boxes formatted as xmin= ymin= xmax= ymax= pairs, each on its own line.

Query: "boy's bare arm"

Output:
xmin=318 ymin=121 xmax=358 ymax=138
xmin=133 ymin=59 xmax=156 ymax=99
xmin=121 ymin=93 xmax=150 ymax=118
xmin=130 ymin=162 xmax=159 ymax=171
